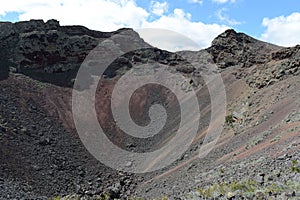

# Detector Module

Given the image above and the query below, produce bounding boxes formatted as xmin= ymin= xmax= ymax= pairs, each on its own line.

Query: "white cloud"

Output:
xmin=216 ymin=8 xmax=241 ymax=26
xmin=136 ymin=28 xmax=201 ymax=52
xmin=141 ymin=9 xmax=229 ymax=50
xmin=150 ymin=1 xmax=168 ymax=16
xmin=188 ymin=0 xmax=203 ymax=4
xmin=0 ymin=0 xmax=229 ymax=51
xmin=261 ymin=12 xmax=300 ymax=47
xmin=0 ymin=0 xmax=149 ymax=31
xmin=212 ymin=0 xmax=235 ymax=4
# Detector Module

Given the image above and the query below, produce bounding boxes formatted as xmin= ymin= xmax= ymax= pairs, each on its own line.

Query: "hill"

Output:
xmin=0 ymin=20 xmax=299 ymax=199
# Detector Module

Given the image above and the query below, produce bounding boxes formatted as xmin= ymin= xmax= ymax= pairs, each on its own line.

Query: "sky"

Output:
xmin=1 ymin=0 xmax=300 ymax=51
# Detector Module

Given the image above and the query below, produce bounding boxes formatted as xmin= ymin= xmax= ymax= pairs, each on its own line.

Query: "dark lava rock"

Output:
xmin=0 ymin=19 xmax=149 ymax=86
xmin=207 ymin=29 xmax=281 ymax=68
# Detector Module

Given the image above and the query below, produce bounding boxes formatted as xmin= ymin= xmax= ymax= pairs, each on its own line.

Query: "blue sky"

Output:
xmin=1 ymin=0 xmax=300 ymax=51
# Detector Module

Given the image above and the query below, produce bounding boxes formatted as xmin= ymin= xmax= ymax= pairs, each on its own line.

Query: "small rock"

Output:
xmin=0 ymin=125 xmax=7 ymax=132
xmin=125 ymin=161 xmax=133 ymax=167
xmin=84 ymin=190 xmax=93 ymax=196
xmin=145 ymin=187 xmax=152 ymax=193
xmin=39 ymin=137 xmax=51 ymax=146
xmin=31 ymin=125 xmax=37 ymax=130
xmin=255 ymin=191 xmax=265 ymax=199
xmin=106 ymin=185 xmax=121 ymax=199
xmin=20 ymin=127 xmax=28 ymax=134
xmin=76 ymin=184 xmax=82 ymax=194
xmin=266 ymin=175 xmax=274 ymax=181
xmin=132 ymin=55 xmax=142 ymax=63
xmin=286 ymin=191 xmax=296 ymax=197
xmin=227 ymin=191 xmax=235 ymax=199
xmin=32 ymin=165 xmax=41 ymax=171
xmin=277 ymin=155 xmax=286 ymax=160
xmin=96 ymin=177 xmax=102 ymax=182
xmin=94 ymin=187 xmax=103 ymax=195
xmin=256 ymin=174 xmax=265 ymax=185
xmin=126 ymin=143 xmax=136 ymax=148
xmin=78 ymin=170 xmax=85 ymax=177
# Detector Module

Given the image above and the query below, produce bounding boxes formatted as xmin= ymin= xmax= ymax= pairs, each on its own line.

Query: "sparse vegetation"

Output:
xmin=225 ymin=114 xmax=235 ymax=128
xmin=291 ymin=160 xmax=300 ymax=173
xmin=51 ymin=193 xmax=171 ymax=200
xmin=271 ymin=135 xmax=281 ymax=143
xmin=220 ymin=168 xmax=225 ymax=174
xmin=51 ymin=196 xmax=62 ymax=200
xmin=246 ymin=130 xmax=272 ymax=149
xmin=197 ymin=180 xmax=257 ymax=199
xmin=196 ymin=179 xmax=300 ymax=199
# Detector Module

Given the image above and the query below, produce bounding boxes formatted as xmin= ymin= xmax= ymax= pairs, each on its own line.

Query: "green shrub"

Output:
xmin=291 ymin=160 xmax=300 ymax=173
xmin=225 ymin=115 xmax=235 ymax=128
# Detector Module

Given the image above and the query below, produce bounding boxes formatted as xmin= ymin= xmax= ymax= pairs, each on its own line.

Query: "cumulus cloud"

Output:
xmin=136 ymin=28 xmax=200 ymax=52
xmin=0 ymin=0 xmax=149 ymax=31
xmin=0 ymin=0 xmax=229 ymax=51
xmin=150 ymin=1 xmax=168 ymax=16
xmin=141 ymin=9 xmax=229 ymax=50
xmin=261 ymin=12 xmax=300 ymax=47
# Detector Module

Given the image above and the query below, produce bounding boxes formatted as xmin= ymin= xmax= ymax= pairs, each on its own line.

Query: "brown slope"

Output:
xmin=136 ymin=31 xmax=300 ymax=198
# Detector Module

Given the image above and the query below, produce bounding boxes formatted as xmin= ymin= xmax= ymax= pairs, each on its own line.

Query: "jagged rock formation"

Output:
xmin=0 ymin=19 xmax=199 ymax=87
xmin=246 ymin=45 xmax=300 ymax=88
xmin=0 ymin=19 xmax=147 ymax=86
xmin=207 ymin=29 xmax=300 ymax=89
xmin=1 ymin=21 xmax=300 ymax=88
xmin=207 ymin=29 xmax=281 ymax=68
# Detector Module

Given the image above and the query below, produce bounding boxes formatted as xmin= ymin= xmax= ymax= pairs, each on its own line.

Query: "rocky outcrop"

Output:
xmin=1 ymin=22 xmax=300 ymax=88
xmin=206 ymin=29 xmax=300 ymax=89
xmin=207 ymin=29 xmax=281 ymax=68
xmin=242 ymin=44 xmax=300 ymax=89
xmin=0 ymin=19 xmax=201 ymax=87
xmin=0 ymin=19 xmax=148 ymax=86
